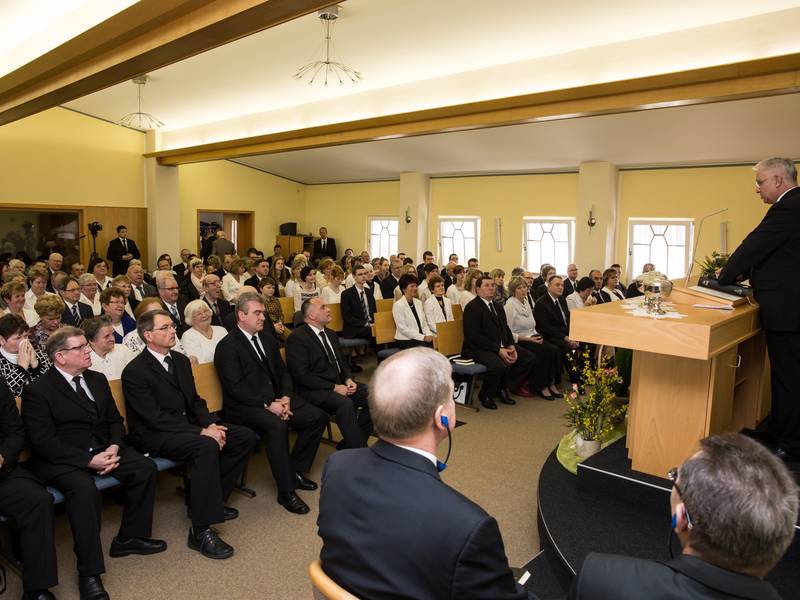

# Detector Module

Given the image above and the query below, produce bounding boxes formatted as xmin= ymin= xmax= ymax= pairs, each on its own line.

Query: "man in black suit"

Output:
xmin=340 ymin=265 xmax=376 ymax=341
xmin=243 ymin=258 xmax=269 ymax=289
xmin=155 ymin=274 xmax=188 ymax=337
xmin=318 ymin=348 xmax=534 ymax=600
xmin=416 ymin=250 xmax=435 ymax=281
xmin=569 ymin=433 xmax=796 ymax=600
xmin=127 ymin=264 xmax=156 ymax=304
xmin=201 ymin=273 xmax=231 ymax=328
xmin=533 ymin=275 xmax=582 ymax=383
xmin=23 ymin=326 xmax=166 ymax=600
xmin=57 ymin=275 xmax=94 ymax=327
xmin=379 ymin=258 xmax=403 ymax=299
xmin=461 ymin=275 xmax=537 ymax=410
xmin=122 ymin=311 xmax=256 ymax=559
xmin=173 ymin=249 xmax=191 ymax=281
xmin=313 ymin=226 xmax=337 ymax=261
xmin=0 ymin=384 xmax=58 ymax=600
xmin=106 ymin=225 xmax=140 ymax=276
xmin=718 ymin=157 xmax=800 ymax=458
xmin=213 ymin=292 xmax=328 ymax=515
xmin=286 ymin=298 xmax=371 ymax=449
xmin=563 ymin=263 xmax=579 ymax=297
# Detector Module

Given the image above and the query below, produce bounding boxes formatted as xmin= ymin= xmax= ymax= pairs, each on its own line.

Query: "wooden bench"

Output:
xmin=371 ymin=311 xmax=400 ymax=362
xmin=434 ymin=321 xmax=485 ymax=410
xmin=375 ymin=298 xmax=394 ymax=313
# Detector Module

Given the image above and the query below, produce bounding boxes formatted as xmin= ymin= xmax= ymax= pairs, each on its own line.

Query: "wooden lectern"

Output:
xmin=569 ymin=287 xmax=770 ymax=478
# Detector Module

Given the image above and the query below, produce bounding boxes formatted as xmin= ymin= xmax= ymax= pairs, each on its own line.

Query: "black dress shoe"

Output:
xmin=774 ymin=447 xmax=792 ymax=460
xmin=78 ymin=575 xmax=109 ymax=600
xmin=549 ymin=389 xmax=565 ymax=399
xmin=22 ymin=590 xmax=55 ymax=600
xmin=187 ymin=506 xmax=238 ymax=521
xmin=109 ymin=535 xmax=167 ymax=557
xmin=479 ymin=395 xmax=497 ymax=410
xmin=277 ymin=491 xmax=310 ymax=514
xmin=498 ymin=389 xmax=516 ymax=405
xmin=295 ymin=472 xmax=318 ymax=491
xmin=187 ymin=527 xmax=234 ymax=559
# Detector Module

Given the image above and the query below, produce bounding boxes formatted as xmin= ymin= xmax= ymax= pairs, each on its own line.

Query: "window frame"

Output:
xmin=367 ymin=216 xmax=400 ymax=259
xmin=521 ymin=217 xmax=575 ymax=275
xmin=437 ymin=216 xmax=481 ymax=265
xmin=626 ymin=218 xmax=694 ymax=281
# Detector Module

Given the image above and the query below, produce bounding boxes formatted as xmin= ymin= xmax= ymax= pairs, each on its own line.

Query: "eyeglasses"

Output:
xmin=153 ymin=323 xmax=177 ymax=332
xmin=161 ymin=287 xmax=179 ymax=292
xmin=667 ymin=467 xmax=693 ymax=529
xmin=61 ymin=342 xmax=90 ymax=353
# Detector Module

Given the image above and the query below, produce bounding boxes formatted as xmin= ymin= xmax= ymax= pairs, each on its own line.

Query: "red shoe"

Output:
xmin=515 ymin=383 xmax=535 ymax=398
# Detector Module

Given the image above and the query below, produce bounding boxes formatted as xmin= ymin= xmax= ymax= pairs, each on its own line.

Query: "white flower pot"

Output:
xmin=575 ymin=433 xmax=601 ymax=458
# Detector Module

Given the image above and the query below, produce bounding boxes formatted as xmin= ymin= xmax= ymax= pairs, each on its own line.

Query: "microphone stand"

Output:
xmin=684 ymin=208 xmax=728 ymax=286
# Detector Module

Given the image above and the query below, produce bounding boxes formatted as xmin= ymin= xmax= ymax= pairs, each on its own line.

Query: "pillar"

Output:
xmin=398 ymin=172 xmax=430 ymax=261
xmin=144 ymin=131 xmax=180 ymax=268
xmin=574 ymin=161 xmax=618 ymax=274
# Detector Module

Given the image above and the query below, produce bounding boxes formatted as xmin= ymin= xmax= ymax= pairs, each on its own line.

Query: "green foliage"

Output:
xmin=563 ymin=349 xmax=627 ymax=441
xmin=696 ymin=251 xmax=730 ymax=277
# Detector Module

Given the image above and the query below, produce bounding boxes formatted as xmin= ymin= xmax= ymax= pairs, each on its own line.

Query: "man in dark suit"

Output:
xmin=106 ymin=225 xmax=140 ymax=276
xmin=533 ymin=275 xmax=582 ymax=383
xmin=318 ymin=348 xmax=534 ymax=600
xmin=563 ymin=263 xmax=579 ymax=297
xmin=313 ymin=226 xmax=337 ymax=261
xmin=173 ymin=249 xmax=191 ymax=281
xmin=569 ymin=433 xmax=796 ymax=600
xmin=127 ymin=264 xmax=156 ymax=304
xmin=201 ymin=273 xmax=231 ymax=328
xmin=286 ymin=298 xmax=371 ymax=449
xmin=718 ymin=158 xmax=800 ymax=458
xmin=461 ymin=275 xmax=537 ymax=410
xmin=155 ymin=274 xmax=188 ymax=337
xmin=122 ymin=311 xmax=256 ymax=559
xmin=213 ymin=292 xmax=328 ymax=515
xmin=340 ymin=265 xmax=376 ymax=341
xmin=57 ymin=275 xmax=94 ymax=327
xmin=243 ymin=258 xmax=269 ymax=289
xmin=379 ymin=258 xmax=403 ymax=299
xmin=0 ymin=384 xmax=58 ymax=600
xmin=23 ymin=326 xmax=166 ymax=600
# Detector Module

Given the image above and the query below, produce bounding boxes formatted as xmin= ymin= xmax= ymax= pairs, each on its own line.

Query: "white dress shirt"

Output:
xmin=393 ymin=442 xmax=437 ymax=467
xmin=89 ymin=344 xmax=134 ymax=380
xmin=423 ymin=294 xmax=453 ymax=334
xmin=181 ymin=326 xmax=228 ymax=365
xmin=24 ymin=289 xmax=54 ymax=311
xmin=392 ymin=296 xmax=433 ymax=341
xmin=566 ymin=291 xmax=585 ymax=311
xmin=55 ymin=366 xmax=96 ymax=402
xmin=221 ymin=272 xmax=243 ymax=303
xmin=147 ymin=347 xmax=172 ymax=371
xmin=446 ymin=284 xmax=463 ymax=306
xmin=79 ymin=293 xmax=102 ymax=316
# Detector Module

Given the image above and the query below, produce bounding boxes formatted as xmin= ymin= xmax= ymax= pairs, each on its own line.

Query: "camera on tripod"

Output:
xmin=88 ymin=221 xmax=103 ymax=237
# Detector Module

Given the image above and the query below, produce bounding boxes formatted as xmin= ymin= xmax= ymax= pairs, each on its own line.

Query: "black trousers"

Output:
xmin=157 ymin=423 xmax=255 ymax=528
xmin=302 ymin=384 xmax=372 ymax=448
xmin=543 ymin=336 xmax=584 ymax=383
xmin=46 ymin=447 xmax=157 ymax=576
xmin=517 ymin=339 xmax=562 ymax=390
xmin=395 ymin=339 xmax=433 ymax=349
xmin=467 ymin=345 xmax=536 ymax=398
xmin=233 ymin=403 xmax=327 ymax=493
xmin=342 ymin=326 xmax=375 ymax=343
xmin=765 ymin=330 xmax=800 ymax=452
xmin=0 ymin=468 xmax=57 ymax=591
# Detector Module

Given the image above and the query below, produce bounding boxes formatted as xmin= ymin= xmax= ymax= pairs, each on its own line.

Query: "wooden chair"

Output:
xmin=435 ymin=321 xmax=485 ymax=410
xmin=108 ymin=378 xmax=127 ymax=423
xmin=452 ymin=303 xmax=463 ymax=321
xmin=192 ymin=362 xmax=223 ymax=413
xmin=371 ymin=311 xmax=400 ymax=361
xmin=327 ymin=303 xmax=344 ymax=332
xmin=375 ymin=298 xmax=394 ymax=312
xmin=278 ymin=296 xmax=295 ymax=325
xmin=309 ymin=560 xmax=359 ymax=600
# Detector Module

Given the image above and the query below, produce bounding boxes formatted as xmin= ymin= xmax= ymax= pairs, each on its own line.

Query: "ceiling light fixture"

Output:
xmin=294 ymin=5 xmax=362 ymax=86
xmin=118 ymin=75 xmax=164 ymax=130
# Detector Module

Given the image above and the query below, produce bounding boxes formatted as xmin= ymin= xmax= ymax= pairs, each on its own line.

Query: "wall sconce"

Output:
xmin=405 ymin=207 xmax=412 ymax=224
xmin=587 ymin=206 xmax=597 ymax=229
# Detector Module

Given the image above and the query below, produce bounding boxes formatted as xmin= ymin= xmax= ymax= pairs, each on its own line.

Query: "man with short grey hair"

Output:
xmin=719 ymin=157 xmax=800 ymax=457
xmin=78 ymin=273 xmax=102 ymax=315
xmin=569 ymin=432 xmax=798 ymax=599
xmin=318 ymin=348 xmax=534 ymax=599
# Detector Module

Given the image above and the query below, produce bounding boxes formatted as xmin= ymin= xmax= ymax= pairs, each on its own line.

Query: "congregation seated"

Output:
xmin=127 ymin=263 xmax=156 ymax=304
xmin=392 ymin=264 xmax=418 ymax=300
xmin=491 ymin=268 xmax=507 ymax=303
xmin=569 ymin=432 xmax=797 ymax=599
xmin=593 ymin=268 xmax=626 ymax=303
xmin=1 ymin=281 xmax=39 ymax=326
xmin=244 ymin=257 xmax=270 ymax=290
xmin=446 ymin=264 xmax=466 ymax=305
xmin=566 ymin=276 xmax=598 ymax=310
xmin=379 ymin=258 xmax=402 ymax=299
xmin=315 ymin=258 xmax=335 ymax=290
xmin=221 ymin=258 xmax=247 ymax=303
xmin=422 ymin=275 xmax=454 ymax=334
xmin=320 ymin=265 xmax=345 ymax=304
xmin=180 ymin=257 xmax=205 ymax=301
xmin=181 ymin=299 xmax=228 ymax=364
xmin=24 ymin=266 xmax=54 ymax=311
xmin=361 ymin=262 xmax=383 ymax=300
xmin=268 ymin=255 xmax=289 ymax=294
xmin=84 ymin=315 xmax=135 ymax=380
xmin=532 ymin=275 xmax=582 ymax=383
xmin=200 ymin=273 xmax=231 ymax=327
xmin=533 ymin=265 xmax=556 ymax=300
xmin=392 ymin=274 xmax=435 ymax=349
xmin=283 ymin=256 xmax=305 ymax=300
xmin=108 ymin=275 xmax=135 ymax=319
xmin=89 ymin=258 xmax=113 ymax=293
xmin=0 ymin=314 xmax=50 ymax=397
xmin=318 ymin=348 xmax=534 ymax=600
xmin=530 ymin=262 xmax=550 ymax=291
xmin=257 ymin=277 xmax=288 ymax=339
xmin=155 ymin=273 xmax=188 ymax=337
xmin=340 ymin=264 xmax=377 ymax=343
xmin=29 ymin=295 xmax=65 ymax=353
xmin=294 ymin=265 xmax=321 ymax=312
xmin=78 ymin=273 xmax=102 ymax=315
xmin=588 ymin=268 xmax=603 ymax=295
xmin=99 ymin=287 xmax=136 ymax=344
xmin=563 ymin=263 xmax=580 ymax=296
xmin=459 ymin=267 xmax=482 ymax=309
xmin=57 ymin=275 xmax=94 ymax=327
xmin=417 ymin=262 xmax=440 ymax=303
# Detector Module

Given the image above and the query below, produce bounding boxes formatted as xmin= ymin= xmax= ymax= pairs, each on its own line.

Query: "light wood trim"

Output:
xmin=452 ymin=303 xmax=463 ymax=321
xmin=375 ymin=298 xmax=395 ymax=312
xmin=148 ymin=54 xmax=800 ymax=165
xmin=278 ymin=296 xmax=295 ymax=325
xmin=435 ymin=320 xmax=463 ymax=357
xmin=192 ymin=362 xmax=223 ymax=413
xmin=308 ymin=560 xmax=359 ymax=600
xmin=371 ymin=311 xmax=396 ymax=345
xmin=327 ymin=303 xmax=344 ymax=333
xmin=195 ymin=208 xmax=255 ymax=256
xmin=0 ymin=0 xmax=336 ymax=126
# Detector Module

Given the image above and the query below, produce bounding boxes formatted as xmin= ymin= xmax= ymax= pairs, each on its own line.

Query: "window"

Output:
xmin=439 ymin=218 xmax=479 ymax=264
xmin=628 ymin=219 xmax=693 ymax=280
xmin=523 ymin=218 xmax=574 ymax=275
xmin=229 ymin=218 xmax=238 ymax=251
xmin=368 ymin=217 xmax=399 ymax=259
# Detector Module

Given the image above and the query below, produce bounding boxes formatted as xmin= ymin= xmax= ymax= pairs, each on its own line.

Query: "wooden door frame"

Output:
xmin=0 ymin=203 xmax=87 ymax=263
xmin=195 ymin=209 xmax=255 ymax=256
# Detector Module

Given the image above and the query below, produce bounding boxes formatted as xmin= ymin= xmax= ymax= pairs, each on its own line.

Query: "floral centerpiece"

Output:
xmin=696 ymin=251 xmax=730 ymax=277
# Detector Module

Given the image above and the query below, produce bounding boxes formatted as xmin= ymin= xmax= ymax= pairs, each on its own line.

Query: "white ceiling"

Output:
xmin=231 ymin=94 xmax=800 ymax=184
xmin=57 ymin=0 xmax=800 ymax=150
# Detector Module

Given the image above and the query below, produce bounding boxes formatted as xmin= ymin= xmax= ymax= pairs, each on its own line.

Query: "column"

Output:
xmin=144 ymin=131 xmax=180 ymax=268
xmin=574 ymin=161 xmax=619 ymax=273
xmin=398 ymin=172 xmax=430 ymax=261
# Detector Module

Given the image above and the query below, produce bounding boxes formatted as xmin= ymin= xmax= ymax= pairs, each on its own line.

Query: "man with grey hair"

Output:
xmin=719 ymin=157 xmax=800 ymax=458
xmin=569 ymin=432 xmax=797 ymax=599
xmin=318 ymin=347 xmax=534 ymax=599
xmin=78 ymin=273 xmax=102 ymax=315
xmin=155 ymin=273 xmax=187 ymax=336
xmin=127 ymin=263 xmax=156 ymax=304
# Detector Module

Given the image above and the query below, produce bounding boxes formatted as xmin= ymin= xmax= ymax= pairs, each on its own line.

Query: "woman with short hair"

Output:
xmin=222 ymin=258 xmax=248 ymax=303
xmin=83 ymin=315 xmax=134 ymax=380
xmin=24 ymin=266 xmax=53 ymax=311
xmin=111 ymin=274 xmax=136 ymax=319
xmin=100 ymin=287 xmax=136 ymax=343
xmin=1 ymin=281 xmax=39 ymax=326
xmin=0 ymin=313 xmax=49 ymax=397
xmin=88 ymin=257 xmax=113 ymax=292
xmin=594 ymin=268 xmax=626 ymax=304
xmin=446 ymin=265 xmax=466 ymax=306
xmin=180 ymin=299 xmax=228 ymax=364
xmin=29 ymin=295 xmax=65 ymax=353
xmin=181 ymin=257 xmax=205 ymax=301
xmin=393 ymin=274 xmax=435 ymax=348
xmin=294 ymin=265 xmax=321 ymax=311
xmin=423 ymin=276 xmax=454 ymax=334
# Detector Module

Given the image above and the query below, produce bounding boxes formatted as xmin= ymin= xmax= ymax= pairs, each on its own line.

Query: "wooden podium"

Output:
xmin=569 ymin=287 xmax=770 ymax=478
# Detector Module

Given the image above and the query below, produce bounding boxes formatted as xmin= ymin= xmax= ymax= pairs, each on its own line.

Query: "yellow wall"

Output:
xmin=430 ymin=174 xmax=579 ymax=274
xmin=178 ymin=161 xmax=305 ymax=254
xmin=0 ymin=107 xmax=145 ymax=207
xmin=303 ymin=181 xmax=400 ymax=254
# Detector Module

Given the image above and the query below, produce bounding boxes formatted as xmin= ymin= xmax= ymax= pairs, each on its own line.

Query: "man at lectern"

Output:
xmin=718 ymin=157 xmax=800 ymax=458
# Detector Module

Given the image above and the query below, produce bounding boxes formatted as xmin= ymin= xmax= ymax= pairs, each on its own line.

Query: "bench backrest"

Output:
xmin=371 ymin=311 xmax=396 ymax=345
xmin=435 ymin=320 xmax=464 ymax=357
xmin=375 ymin=298 xmax=394 ymax=313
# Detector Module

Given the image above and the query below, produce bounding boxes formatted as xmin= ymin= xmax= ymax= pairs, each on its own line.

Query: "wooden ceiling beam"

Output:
xmin=0 ymin=0 xmax=336 ymax=126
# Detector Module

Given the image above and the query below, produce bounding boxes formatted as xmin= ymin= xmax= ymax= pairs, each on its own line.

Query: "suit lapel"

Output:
xmin=49 ymin=370 xmax=97 ymax=415
xmin=141 ymin=349 xmax=180 ymax=390
xmin=234 ymin=327 xmax=272 ymax=376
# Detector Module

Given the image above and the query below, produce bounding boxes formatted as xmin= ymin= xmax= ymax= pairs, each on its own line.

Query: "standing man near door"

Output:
xmin=107 ymin=225 xmax=140 ymax=276
xmin=313 ymin=227 xmax=337 ymax=261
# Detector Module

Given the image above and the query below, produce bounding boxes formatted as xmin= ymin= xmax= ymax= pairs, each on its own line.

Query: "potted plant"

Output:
xmin=564 ymin=350 xmax=627 ymax=458
xmin=697 ymin=251 xmax=730 ymax=277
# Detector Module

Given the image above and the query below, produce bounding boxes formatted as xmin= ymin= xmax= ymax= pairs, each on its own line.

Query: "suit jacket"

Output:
xmin=462 ymin=296 xmax=514 ymax=357
xmin=564 ymin=278 xmax=578 ymax=297
xmin=121 ymin=349 xmax=217 ymax=452
xmin=106 ymin=237 xmax=141 ymax=276
xmin=285 ymin=324 xmax=351 ymax=392
xmin=340 ymin=285 xmax=376 ymax=337
xmin=532 ymin=293 xmax=570 ymax=342
xmin=380 ymin=275 xmax=400 ymax=300
xmin=313 ymin=237 xmax=337 ymax=261
xmin=180 ymin=277 xmax=202 ymax=302
xmin=718 ymin=186 xmax=800 ymax=331
xmin=61 ymin=301 xmax=94 ymax=327
xmin=161 ymin=299 xmax=189 ymax=337
xmin=204 ymin=297 xmax=232 ymax=328
xmin=568 ymin=553 xmax=781 ymax=600
xmin=22 ymin=368 xmax=125 ymax=481
xmin=0 ymin=384 xmax=26 ymax=474
xmin=213 ymin=327 xmax=305 ymax=421
xmin=131 ymin=281 xmax=157 ymax=302
xmin=319 ymin=440 xmax=532 ymax=600
xmin=211 ymin=238 xmax=235 ymax=258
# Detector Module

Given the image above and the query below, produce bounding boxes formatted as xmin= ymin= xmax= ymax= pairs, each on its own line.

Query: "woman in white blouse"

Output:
xmin=593 ymin=268 xmax=626 ymax=304
xmin=181 ymin=299 xmax=228 ymax=364
xmin=566 ymin=277 xmax=598 ymax=311
xmin=24 ymin=266 xmax=53 ymax=311
xmin=321 ymin=265 xmax=345 ymax=305
xmin=1 ymin=281 xmax=39 ymax=326
xmin=294 ymin=265 xmax=321 ymax=311
xmin=85 ymin=315 xmax=134 ymax=380
xmin=459 ymin=268 xmax=482 ymax=309
xmin=446 ymin=265 xmax=466 ymax=306
xmin=392 ymin=273 xmax=435 ymax=348
xmin=89 ymin=258 xmax=114 ymax=293
xmin=284 ymin=258 xmax=305 ymax=300
xmin=504 ymin=277 xmax=564 ymax=399
xmin=423 ymin=276 xmax=453 ymax=334
xmin=362 ymin=263 xmax=383 ymax=300
xmin=221 ymin=258 xmax=247 ymax=304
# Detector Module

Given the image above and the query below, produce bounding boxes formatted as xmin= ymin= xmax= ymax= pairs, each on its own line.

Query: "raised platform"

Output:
xmin=536 ymin=437 xmax=800 ymax=599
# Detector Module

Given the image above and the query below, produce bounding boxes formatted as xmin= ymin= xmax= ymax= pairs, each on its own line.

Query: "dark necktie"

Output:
xmin=437 ymin=297 xmax=447 ymax=319
xmin=360 ymin=291 xmax=371 ymax=324
xmin=72 ymin=376 xmax=95 ymax=409
xmin=487 ymin=301 xmax=498 ymax=320
xmin=555 ymin=299 xmax=568 ymax=327
xmin=71 ymin=304 xmax=81 ymax=326
xmin=211 ymin=301 xmax=220 ymax=321
xmin=251 ymin=335 xmax=266 ymax=362
xmin=251 ymin=334 xmax=279 ymax=395
xmin=137 ymin=285 xmax=145 ymax=299
xmin=409 ymin=301 xmax=423 ymax=334
xmin=319 ymin=331 xmax=340 ymax=372
xmin=122 ymin=238 xmax=128 ymax=252
xmin=169 ymin=304 xmax=181 ymax=324
xmin=163 ymin=355 xmax=175 ymax=376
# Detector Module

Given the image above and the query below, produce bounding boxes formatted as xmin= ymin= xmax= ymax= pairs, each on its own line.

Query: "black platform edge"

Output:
xmin=517 ymin=547 xmax=569 ymax=600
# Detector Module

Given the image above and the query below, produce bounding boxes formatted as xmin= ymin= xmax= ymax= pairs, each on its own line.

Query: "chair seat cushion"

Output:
xmin=151 ymin=456 xmax=180 ymax=471
xmin=377 ymin=348 xmax=400 ymax=359
xmin=452 ymin=363 xmax=487 ymax=376
xmin=339 ymin=337 xmax=369 ymax=348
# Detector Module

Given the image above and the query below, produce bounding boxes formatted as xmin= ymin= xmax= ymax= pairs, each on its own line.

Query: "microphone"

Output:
xmin=684 ymin=208 xmax=728 ymax=286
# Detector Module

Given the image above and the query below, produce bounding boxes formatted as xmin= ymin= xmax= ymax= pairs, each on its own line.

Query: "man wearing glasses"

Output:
xmin=155 ymin=274 xmax=188 ymax=337
xmin=23 ymin=326 xmax=166 ymax=600
xmin=568 ymin=433 xmax=797 ymax=599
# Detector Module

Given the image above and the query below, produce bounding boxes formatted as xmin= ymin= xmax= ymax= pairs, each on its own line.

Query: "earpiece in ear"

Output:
xmin=671 ymin=513 xmax=677 ymax=529
xmin=441 ymin=415 xmax=449 ymax=428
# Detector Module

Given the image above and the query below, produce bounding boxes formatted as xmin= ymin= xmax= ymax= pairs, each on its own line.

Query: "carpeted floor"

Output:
xmin=3 ymin=358 xmax=569 ymax=599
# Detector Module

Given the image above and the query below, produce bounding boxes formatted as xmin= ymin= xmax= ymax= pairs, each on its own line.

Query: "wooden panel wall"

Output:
xmin=83 ymin=207 xmax=148 ymax=268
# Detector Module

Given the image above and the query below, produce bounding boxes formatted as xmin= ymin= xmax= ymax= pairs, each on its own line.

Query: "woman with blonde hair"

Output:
xmin=29 ymin=295 xmax=65 ymax=352
xmin=459 ymin=268 xmax=482 ymax=309
xmin=24 ymin=265 xmax=53 ymax=311
xmin=321 ymin=265 xmax=346 ymax=304
xmin=1 ymin=281 xmax=39 ymax=326
xmin=490 ymin=268 xmax=507 ymax=303
xmin=284 ymin=256 xmax=306 ymax=300
xmin=181 ymin=257 xmax=205 ymax=301
xmin=222 ymin=258 xmax=248 ymax=303
xmin=316 ymin=258 xmax=335 ymax=289
xmin=180 ymin=299 xmax=228 ymax=364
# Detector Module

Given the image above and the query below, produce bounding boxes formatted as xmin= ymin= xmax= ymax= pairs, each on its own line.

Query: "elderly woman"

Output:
xmin=29 ymin=295 xmax=65 ymax=353
xmin=111 ymin=274 xmax=136 ymax=319
xmin=321 ymin=265 xmax=345 ymax=305
xmin=1 ymin=281 xmax=39 ymax=326
xmin=100 ymin=287 xmax=136 ymax=343
xmin=24 ymin=266 xmax=54 ymax=311
xmin=594 ymin=268 xmax=626 ymax=304
xmin=83 ymin=315 xmax=134 ymax=380
xmin=0 ymin=313 xmax=49 ymax=397
xmin=78 ymin=273 xmax=102 ymax=315
xmin=181 ymin=257 xmax=205 ymax=301
xmin=221 ymin=258 xmax=248 ymax=304
xmin=566 ymin=276 xmax=598 ymax=311
xmin=491 ymin=268 xmax=507 ymax=303
xmin=180 ymin=299 xmax=228 ymax=364
xmin=257 ymin=277 xmax=288 ymax=339
xmin=423 ymin=276 xmax=454 ymax=335
xmin=459 ymin=268 xmax=482 ymax=309
xmin=88 ymin=257 xmax=113 ymax=292
xmin=446 ymin=265 xmax=466 ymax=306
xmin=504 ymin=277 xmax=564 ymax=399
xmin=294 ymin=265 xmax=321 ymax=312
xmin=393 ymin=274 xmax=435 ymax=349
